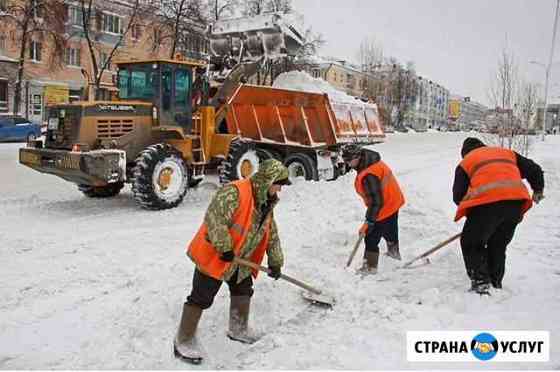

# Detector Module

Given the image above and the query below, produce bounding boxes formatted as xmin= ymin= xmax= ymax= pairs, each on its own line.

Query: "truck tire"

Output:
xmin=219 ymin=138 xmax=260 ymax=184
xmin=78 ymin=182 xmax=124 ymax=198
xmin=284 ymin=153 xmax=318 ymax=181
xmin=131 ymin=144 xmax=189 ymax=210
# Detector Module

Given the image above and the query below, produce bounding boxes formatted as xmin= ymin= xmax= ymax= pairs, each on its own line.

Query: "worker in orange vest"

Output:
xmin=453 ymin=137 xmax=544 ymax=295
xmin=343 ymin=145 xmax=405 ymax=274
xmin=173 ymin=159 xmax=291 ymax=364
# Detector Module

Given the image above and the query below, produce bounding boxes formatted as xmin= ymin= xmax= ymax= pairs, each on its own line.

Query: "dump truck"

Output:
xmin=19 ymin=13 xmax=385 ymax=210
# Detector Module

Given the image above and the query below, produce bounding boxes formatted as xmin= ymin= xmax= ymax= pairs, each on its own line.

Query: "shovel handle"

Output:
xmin=346 ymin=233 xmax=365 ymax=268
xmin=402 ymin=232 xmax=461 ymax=268
xmin=234 ymin=257 xmax=322 ymax=295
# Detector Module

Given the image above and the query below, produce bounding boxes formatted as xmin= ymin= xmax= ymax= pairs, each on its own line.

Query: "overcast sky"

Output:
xmin=292 ymin=0 xmax=559 ymax=106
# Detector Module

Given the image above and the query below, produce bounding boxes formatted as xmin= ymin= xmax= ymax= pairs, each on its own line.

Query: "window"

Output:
xmin=175 ymin=68 xmax=191 ymax=109
xmin=65 ymin=47 xmax=81 ymax=66
xmin=0 ymin=34 xmax=6 ymax=52
xmin=102 ymin=13 xmax=122 ymax=34
xmin=118 ymin=66 xmax=157 ymax=100
xmin=67 ymin=6 xmax=83 ymax=26
xmin=29 ymin=41 xmax=42 ymax=61
xmin=31 ymin=94 xmax=41 ymax=115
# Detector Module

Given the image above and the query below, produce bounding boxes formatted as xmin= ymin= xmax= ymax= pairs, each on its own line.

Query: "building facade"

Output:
xmin=410 ymin=76 xmax=449 ymax=131
xmin=0 ymin=0 xmax=207 ymax=121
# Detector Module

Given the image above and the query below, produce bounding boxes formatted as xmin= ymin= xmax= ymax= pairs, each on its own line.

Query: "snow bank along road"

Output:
xmin=1 ymin=132 xmax=558 ymax=369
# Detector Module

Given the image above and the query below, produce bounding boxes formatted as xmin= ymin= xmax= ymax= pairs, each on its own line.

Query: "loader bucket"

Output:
xmin=209 ymin=12 xmax=305 ymax=61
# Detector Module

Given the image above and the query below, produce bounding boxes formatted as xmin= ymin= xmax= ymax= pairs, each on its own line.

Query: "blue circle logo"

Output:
xmin=471 ymin=333 xmax=499 ymax=361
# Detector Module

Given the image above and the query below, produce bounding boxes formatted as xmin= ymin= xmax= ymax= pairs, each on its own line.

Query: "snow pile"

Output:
xmin=273 ymin=70 xmax=370 ymax=107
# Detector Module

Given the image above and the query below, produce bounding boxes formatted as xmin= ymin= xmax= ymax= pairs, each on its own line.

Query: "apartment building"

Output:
xmin=0 ymin=0 xmax=207 ymax=122
xmin=411 ymin=76 xmax=449 ymax=131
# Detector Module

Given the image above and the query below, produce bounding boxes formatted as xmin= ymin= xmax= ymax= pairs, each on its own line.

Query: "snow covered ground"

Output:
xmin=1 ymin=132 xmax=559 ymax=369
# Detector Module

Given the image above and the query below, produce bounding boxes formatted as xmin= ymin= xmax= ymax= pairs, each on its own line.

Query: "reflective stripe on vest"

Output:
xmin=463 ymin=179 xmax=527 ymax=201
xmin=186 ymin=179 xmax=272 ymax=280
xmin=355 ymin=161 xmax=405 ymax=221
xmin=454 ymin=147 xmax=532 ymax=221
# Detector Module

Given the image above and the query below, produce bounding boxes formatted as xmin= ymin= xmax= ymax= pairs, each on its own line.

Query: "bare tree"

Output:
xmin=0 ymin=0 xmax=66 ymax=114
xmin=515 ymin=80 xmax=539 ymax=155
xmin=241 ymin=0 xmax=291 ymax=16
xmin=367 ymin=58 xmax=418 ymax=129
xmin=356 ymin=36 xmax=383 ymax=100
xmin=148 ymin=0 xmax=207 ymax=59
xmin=210 ymin=0 xmax=237 ymax=21
xmin=77 ymin=0 xmax=147 ymax=99
xmin=486 ymin=44 xmax=520 ymax=149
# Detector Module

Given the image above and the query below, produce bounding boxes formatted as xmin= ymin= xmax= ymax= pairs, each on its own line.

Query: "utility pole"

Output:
xmin=542 ymin=0 xmax=560 ymax=140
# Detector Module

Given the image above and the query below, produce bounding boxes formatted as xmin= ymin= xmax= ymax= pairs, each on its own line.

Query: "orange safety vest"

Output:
xmin=187 ymin=179 xmax=271 ymax=280
xmin=355 ymin=161 xmax=405 ymax=221
xmin=454 ymin=147 xmax=532 ymax=221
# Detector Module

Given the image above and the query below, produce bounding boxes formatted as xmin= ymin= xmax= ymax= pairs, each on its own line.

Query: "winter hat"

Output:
xmin=342 ymin=144 xmax=363 ymax=162
xmin=461 ymin=137 xmax=485 ymax=158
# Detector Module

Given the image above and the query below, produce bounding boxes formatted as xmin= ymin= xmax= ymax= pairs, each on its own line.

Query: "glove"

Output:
xmin=359 ymin=221 xmax=375 ymax=235
xmin=268 ymin=265 xmax=281 ymax=280
xmin=532 ymin=192 xmax=544 ymax=204
xmin=220 ymin=250 xmax=235 ymax=262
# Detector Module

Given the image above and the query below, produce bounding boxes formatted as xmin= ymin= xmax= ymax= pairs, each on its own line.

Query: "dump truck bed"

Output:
xmin=222 ymin=85 xmax=385 ymax=148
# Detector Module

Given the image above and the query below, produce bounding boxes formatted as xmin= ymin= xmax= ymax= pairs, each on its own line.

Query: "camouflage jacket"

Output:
xmin=200 ymin=160 xmax=288 ymax=282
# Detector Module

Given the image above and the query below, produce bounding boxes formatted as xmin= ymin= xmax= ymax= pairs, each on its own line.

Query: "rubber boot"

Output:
xmin=227 ymin=296 xmax=261 ymax=344
xmin=386 ymin=241 xmax=402 ymax=261
xmin=469 ymin=279 xmax=491 ymax=296
xmin=359 ymin=251 xmax=379 ymax=275
xmin=173 ymin=303 xmax=203 ymax=364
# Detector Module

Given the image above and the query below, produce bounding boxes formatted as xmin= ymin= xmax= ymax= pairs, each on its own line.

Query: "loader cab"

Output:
xmin=115 ymin=59 xmax=205 ymax=130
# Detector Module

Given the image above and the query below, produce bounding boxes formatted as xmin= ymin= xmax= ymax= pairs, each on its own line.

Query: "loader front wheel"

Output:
xmin=219 ymin=138 xmax=260 ymax=184
xmin=284 ymin=153 xmax=318 ymax=182
xmin=131 ymin=144 xmax=189 ymax=210
xmin=78 ymin=182 xmax=124 ymax=198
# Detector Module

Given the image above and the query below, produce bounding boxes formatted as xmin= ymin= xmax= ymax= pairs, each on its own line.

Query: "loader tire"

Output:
xmin=219 ymin=138 xmax=260 ymax=184
xmin=78 ymin=182 xmax=124 ymax=198
xmin=284 ymin=153 xmax=318 ymax=181
xmin=131 ymin=144 xmax=189 ymax=210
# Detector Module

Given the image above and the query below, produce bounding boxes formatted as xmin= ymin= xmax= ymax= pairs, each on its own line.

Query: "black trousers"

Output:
xmin=186 ymin=268 xmax=254 ymax=310
xmin=364 ymin=211 xmax=399 ymax=254
xmin=460 ymin=200 xmax=523 ymax=286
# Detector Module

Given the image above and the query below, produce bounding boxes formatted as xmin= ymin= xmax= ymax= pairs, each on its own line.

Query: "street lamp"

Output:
xmin=530 ymin=0 xmax=560 ymax=141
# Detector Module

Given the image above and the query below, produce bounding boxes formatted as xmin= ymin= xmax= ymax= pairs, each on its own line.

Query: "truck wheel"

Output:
xmin=220 ymin=138 xmax=259 ymax=184
xmin=78 ymin=182 xmax=124 ymax=198
xmin=131 ymin=144 xmax=189 ymax=210
xmin=284 ymin=153 xmax=318 ymax=181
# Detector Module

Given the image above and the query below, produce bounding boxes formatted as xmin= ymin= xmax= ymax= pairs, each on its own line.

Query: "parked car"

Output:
xmin=0 ymin=115 xmax=42 ymax=142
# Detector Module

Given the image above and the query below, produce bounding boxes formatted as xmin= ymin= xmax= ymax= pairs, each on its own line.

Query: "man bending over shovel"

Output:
xmin=343 ymin=145 xmax=406 ymax=274
xmin=174 ymin=159 xmax=291 ymax=364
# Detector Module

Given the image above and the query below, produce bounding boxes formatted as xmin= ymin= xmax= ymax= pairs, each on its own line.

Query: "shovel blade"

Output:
xmin=300 ymin=290 xmax=336 ymax=307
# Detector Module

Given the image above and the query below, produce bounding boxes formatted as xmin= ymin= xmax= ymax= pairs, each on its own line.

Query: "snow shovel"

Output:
xmin=234 ymin=257 xmax=336 ymax=307
xmin=401 ymin=232 xmax=462 ymax=269
xmin=345 ymin=233 xmax=365 ymax=268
